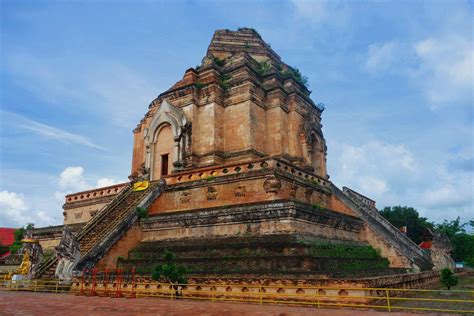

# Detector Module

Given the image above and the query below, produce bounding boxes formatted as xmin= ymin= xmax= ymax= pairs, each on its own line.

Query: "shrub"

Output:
xmin=256 ymin=60 xmax=271 ymax=77
xmin=9 ymin=223 xmax=34 ymax=254
xmin=194 ymin=81 xmax=205 ymax=91
xmin=218 ymin=74 xmax=232 ymax=90
xmin=212 ymin=56 xmax=225 ymax=67
xmin=440 ymin=268 xmax=459 ymax=290
xmin=152 ymin=249 xmax=189 ymax=285
xmin=205 ymin=176 xmax=215 ymax=182
xmin=135 ymin=207 xmax=148 ymax=219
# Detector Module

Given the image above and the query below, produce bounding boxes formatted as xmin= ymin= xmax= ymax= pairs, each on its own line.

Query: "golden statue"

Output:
xmin=16 ymin=250 xmax=31 ymax=275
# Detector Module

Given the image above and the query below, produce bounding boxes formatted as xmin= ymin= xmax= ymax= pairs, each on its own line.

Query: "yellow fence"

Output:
xmin=0 ymin=279 xmax=70 ymax=293
xmin=1 ymin=278 xmax=473 ymax=314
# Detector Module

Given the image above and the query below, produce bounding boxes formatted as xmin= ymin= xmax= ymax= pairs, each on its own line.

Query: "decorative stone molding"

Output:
xmin=263 ymin=175 xmax=281 ymax=193
xmin=206 ymin=187 xmax=218 ymax=201
xmin=179 ymin=191 xmax=191 ymax=204
xmin=234 ymin=185 xmax=246 ymax=197
xmin=142 ymin=200 xmax=363 ymax=233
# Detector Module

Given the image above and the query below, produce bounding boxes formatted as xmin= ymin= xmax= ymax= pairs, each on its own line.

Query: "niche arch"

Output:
xmin=144 ymin=100 xmax=191 ymax=180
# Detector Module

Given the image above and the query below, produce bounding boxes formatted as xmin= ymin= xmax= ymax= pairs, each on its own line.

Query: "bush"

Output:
xmin=152 ymin=250 xmax=189 ymax=285
xmin=440 ymin=268 xmax=459 ymax=290
xmin=135 ymin=207 xmax=148 ymax=219
xmin=9 ymin=223 xmax=34 ymax=254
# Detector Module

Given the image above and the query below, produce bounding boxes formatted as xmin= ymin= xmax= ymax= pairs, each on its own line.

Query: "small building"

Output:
xmin=0 ymin=227 xmax=16 ymax=259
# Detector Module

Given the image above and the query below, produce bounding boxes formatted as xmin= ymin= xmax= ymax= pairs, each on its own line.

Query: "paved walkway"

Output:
xmin=0 ymin=291 xmax=455 ymax=315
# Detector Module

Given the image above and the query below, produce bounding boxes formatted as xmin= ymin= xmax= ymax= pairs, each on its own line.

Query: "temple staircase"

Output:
xmin=332 ymin=184 xmax=433 ymax=270
xmin=36 ymin=180 xmax=166 ymax=279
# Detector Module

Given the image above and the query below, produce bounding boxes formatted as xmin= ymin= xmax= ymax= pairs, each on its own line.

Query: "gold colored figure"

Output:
xmin=17 ymin=250 xmax=31 ymax=275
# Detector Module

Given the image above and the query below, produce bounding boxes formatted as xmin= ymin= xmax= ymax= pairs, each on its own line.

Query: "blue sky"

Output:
xmin=0 ymin=0 xmax=472 ymax=228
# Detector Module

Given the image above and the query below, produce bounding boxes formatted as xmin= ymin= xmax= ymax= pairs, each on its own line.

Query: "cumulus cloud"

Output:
xmin=54 ymin=166 xmax=124 ymax=203
xmin=365 ymin=41 xmax=399 ymax=74
xmin=290 ymin=0 xmax=350 ymax=29
xmin=58 ymin=167 xmax=88 ymax=192
xmin=364 ymin=35 xmax=473 ymax=108
xmin=330 ymin=139 xmax=473 ymax=223
xmin=0 ymin=190 xmax=33 ymax=226
xmin=333 ymin=140 xmax=417 ymax=202
xmin=96 ymin=178 xmax=120 ymax=187
xmin=0 ymin=190 xmax=63 ymax=227
xmin=413 ymin=36 xmax=473 ymax=106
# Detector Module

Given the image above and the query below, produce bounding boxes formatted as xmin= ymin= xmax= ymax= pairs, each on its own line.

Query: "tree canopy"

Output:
xmin=379 ymin=206 xmax=433 ymax=244
xmin=379 ymin=207 xmax=474 ymax=266
xmin=152 ymin=249 xmax=188 ymax=285
xmin=9 ymin=223 xmax=34 ymax=254
xmin=435 ymin=217 xmax=474 ymax=266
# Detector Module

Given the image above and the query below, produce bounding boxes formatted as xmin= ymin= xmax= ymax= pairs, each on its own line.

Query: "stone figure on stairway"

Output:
xmin=16 ymin=228 xmax=43 ymax=278
xmin=55 ymin=226 xmax=81 ymax=282
xmin=128 ymin=162 xmax=150 ymax=183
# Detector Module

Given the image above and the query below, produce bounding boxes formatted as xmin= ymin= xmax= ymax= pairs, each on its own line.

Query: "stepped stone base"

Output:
xmin=119 ymin=233 xmax=398 ymax=278
xmin=111 ymin=201 xmax=397 ymax=278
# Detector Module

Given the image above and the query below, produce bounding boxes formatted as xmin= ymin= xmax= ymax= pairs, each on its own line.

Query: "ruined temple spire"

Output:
xmin=207 ymin=28 xmax=281 ymax=63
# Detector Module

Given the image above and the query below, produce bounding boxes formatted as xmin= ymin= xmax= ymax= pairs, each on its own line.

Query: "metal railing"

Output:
xmin=1 ymin=277 xmax=473 ymax=313
xmin=0 ymin=279 xmax=70 ymax=293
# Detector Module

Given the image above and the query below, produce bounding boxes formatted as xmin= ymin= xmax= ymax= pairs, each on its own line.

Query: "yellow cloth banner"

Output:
xmin=133 ymin=180 xmax=149 ymax=191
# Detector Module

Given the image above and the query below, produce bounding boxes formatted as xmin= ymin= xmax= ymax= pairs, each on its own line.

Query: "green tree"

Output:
xmin=440 ymin=268 xmax=459 ymax=290
xmin=152 ymin=249 xmax=189 ymax=296
xmin=0 ymin=242 xmax=9 ymax=255
xmin=379 ymin=206 xmax=433 ymax=244
xmin=9 ymin=223 xmax=34 ymax=254
xmin=436 ymin=217 xmax=467 ymax=238
xmin=436 ymin=218 xmax=474 ymax=265
xmin=135 ymin=206 xmax=149 ymax=219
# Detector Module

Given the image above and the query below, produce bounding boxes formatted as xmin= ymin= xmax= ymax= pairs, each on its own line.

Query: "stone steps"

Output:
xmin=35 ymin=180 xmax=165 ymax=279
xmin=333 ymin=185 xmax=433 ymax=271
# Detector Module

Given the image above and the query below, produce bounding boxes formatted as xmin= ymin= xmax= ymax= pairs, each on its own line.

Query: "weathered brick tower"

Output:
xmin=35 ymin=28 xmax=435 ymax=279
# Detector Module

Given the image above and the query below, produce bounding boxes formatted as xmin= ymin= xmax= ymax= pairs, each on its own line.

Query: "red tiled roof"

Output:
xmin=0 ymin=228 xmax=16 ymax=246
xmin=0 ymin=251 xmax=11 ymax=259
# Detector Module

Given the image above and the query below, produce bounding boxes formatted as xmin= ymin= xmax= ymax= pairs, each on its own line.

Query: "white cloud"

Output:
xmin=0 ymin=167 xmax=126 ymax=227
xmin=364 ymin=35 xmax=473 ymax=108
xmin=329 ymin=139 xmax=473 ymax=223
xmin=4 ymin=52 xmax=157 ymax=129
xmin=58 ymin=167 xmax=88 ymax=192
xmin=2 ymin=111 xmax=105 ymax=150
xmin=96 ymin=178 xmax=120 ymax=188
xmin=365 ymin=41 xmax=399 ymax=74
xmin=0 ymin=191 xmax=34 ymax=227
xmin=20 ymin=118 xmax=105 ymax=150
xmin=55 ymin=167 xmax=124 ymax=204
xmin=421 ymin=184 xmax=471 ymax=209
xmin=290 ymin=0 xmax=350 ymax=29
xmin=413 ymin=36 xmax=473 ymax=106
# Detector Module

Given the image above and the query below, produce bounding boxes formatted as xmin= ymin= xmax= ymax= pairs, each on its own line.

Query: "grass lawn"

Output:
xmin=388 ymin=271 xmax=474 ymax=314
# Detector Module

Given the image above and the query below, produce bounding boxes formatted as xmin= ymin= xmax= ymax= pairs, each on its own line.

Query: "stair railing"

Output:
xmin=35 ymin=256 xmax=58 ymax=278
xmin=341 ymin=188 xmax=432 ymax=265
xmin=75 ymin=181 xmax=163 ymax=270
xmin=76 ymin=183 xmax=132 ymax=241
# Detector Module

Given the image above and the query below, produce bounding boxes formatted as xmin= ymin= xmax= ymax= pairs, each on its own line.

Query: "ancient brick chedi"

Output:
xmin=34 ymin=28 xmax=443 ymax=280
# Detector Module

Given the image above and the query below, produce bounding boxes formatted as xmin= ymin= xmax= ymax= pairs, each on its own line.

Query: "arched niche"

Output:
xmin=144 ymin=100 xmax=190 ymax=180
xmin=308 ymin=132 xmax=327 ymax=178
